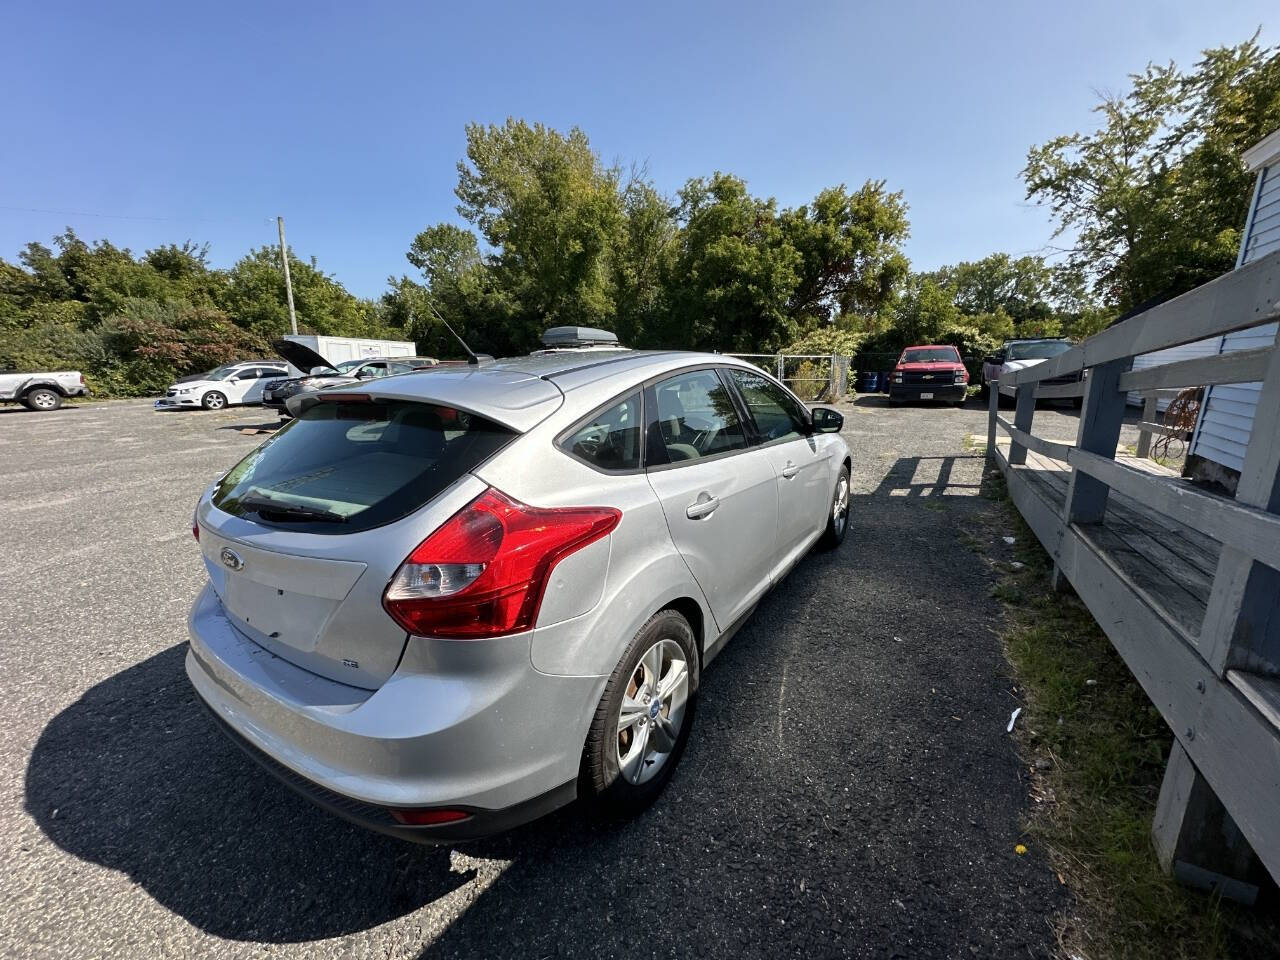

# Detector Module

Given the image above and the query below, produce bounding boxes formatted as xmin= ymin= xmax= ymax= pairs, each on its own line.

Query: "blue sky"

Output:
xmin=1 ymin=1 xmax=1274 ymax=299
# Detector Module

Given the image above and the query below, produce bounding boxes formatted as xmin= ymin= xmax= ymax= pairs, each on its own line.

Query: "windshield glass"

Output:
xmin=1007 ymin=341 xmax=1072 ymax=361
xmin=212 ymin=400 xmax=516 ymax=533
xmin=901 ymin=347 xmax=960 ymax=363
xmin=200 ymin=364 xmax=239 ymax=381
xmin=333 ymin=359 xmax=364 ymax=373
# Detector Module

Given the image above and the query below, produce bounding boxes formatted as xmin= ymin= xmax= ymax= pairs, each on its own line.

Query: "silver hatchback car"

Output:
xmin=186 ymin=348 xmax=851 ymax=841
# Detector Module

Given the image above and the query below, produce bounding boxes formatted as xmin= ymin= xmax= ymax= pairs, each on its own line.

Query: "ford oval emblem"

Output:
xmin=220 ymin=547 xmax=245 ymax=571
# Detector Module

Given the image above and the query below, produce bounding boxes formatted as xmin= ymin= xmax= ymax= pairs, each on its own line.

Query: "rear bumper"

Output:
xmin=200 ymin=699 xmax=576 ymax=842
xmin=185 ymin=584 xmax=600 ymax=841
xmin=889 ymin=383 xmax=966 ymax=402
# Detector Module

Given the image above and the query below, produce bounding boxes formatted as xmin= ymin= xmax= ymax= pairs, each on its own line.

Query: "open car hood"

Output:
xmin=272 ymin=338 xmax=337 ymax=375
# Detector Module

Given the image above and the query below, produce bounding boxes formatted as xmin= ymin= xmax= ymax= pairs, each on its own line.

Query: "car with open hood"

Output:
xmin=186 ymin=340 xmax=852 ymax=842
xmin=262 ymin=339 xmax=440 ymax=416
xmin=155 ymin=361 xmax=290 ymax=411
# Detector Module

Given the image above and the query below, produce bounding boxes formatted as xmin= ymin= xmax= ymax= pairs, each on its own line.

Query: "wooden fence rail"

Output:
xmin=987 ymin=249 xmax=1280 ymax=903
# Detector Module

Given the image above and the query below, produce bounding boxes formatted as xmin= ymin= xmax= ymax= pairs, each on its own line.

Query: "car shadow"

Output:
xmin=26 ymin=454 xmax=1063 ymax=956
xmin=24 ymin=644 xmax=466 ymax=943
xmin=0 ymin=405 xmax=82 ymax=416
xmin=215 ymin=419 xmax=287 ymax=433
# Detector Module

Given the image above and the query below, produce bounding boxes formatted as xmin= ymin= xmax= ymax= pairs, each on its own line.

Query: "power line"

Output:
xmin=0 ymin=204 xmax=264 ymax=226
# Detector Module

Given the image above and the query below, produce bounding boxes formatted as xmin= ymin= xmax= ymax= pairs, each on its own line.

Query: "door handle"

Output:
xmin=685 ymin=494 xmax=720 ymax=519
xmin=781 ymin=461 xmax=800 ymax=479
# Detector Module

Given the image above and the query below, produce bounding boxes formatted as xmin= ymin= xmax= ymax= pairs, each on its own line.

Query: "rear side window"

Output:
xmin=646 ymin=369 xmax=747 ymax=465
xmin=560 ymin=392 xmax=642 ymax=471
xmin=724 ymin=368 xmax=807 ymax=443
xmin=212 ymin=400 xmax=515 ymax=534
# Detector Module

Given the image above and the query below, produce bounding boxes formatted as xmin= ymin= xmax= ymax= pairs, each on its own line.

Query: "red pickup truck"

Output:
xmin=888 ymin=345 xmax=969 ymax=406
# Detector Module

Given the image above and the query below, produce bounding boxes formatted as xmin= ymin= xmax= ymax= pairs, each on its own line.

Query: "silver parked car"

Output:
xmin=186 ymin=347 xmax=851 ymax=840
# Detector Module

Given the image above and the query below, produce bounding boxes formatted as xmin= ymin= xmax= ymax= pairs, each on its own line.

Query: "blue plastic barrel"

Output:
xmin=858 ymin=371 xmax=879 ymax=392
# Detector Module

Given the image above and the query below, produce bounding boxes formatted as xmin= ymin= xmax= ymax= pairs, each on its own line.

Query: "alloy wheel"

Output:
xmin=833 ymin=476 xmax=850 ymax=535
xmin=616 ymin=638 xmax=690 ymax=785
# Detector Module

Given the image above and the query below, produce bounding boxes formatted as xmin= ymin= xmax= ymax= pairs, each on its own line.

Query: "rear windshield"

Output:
xmin=1007 ymin=341 xmax=1073 ymax=361
xmin=212 ymin=400 xmax=515 ymax=533
xmin=901 ymin=347 xmax=960 ymax=363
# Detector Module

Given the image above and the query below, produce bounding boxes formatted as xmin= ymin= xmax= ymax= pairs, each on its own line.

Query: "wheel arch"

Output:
xmin=662 ymin=596 xmax=705 ymax=661
xmin=20 ymin=379 xmax=66 ymax=398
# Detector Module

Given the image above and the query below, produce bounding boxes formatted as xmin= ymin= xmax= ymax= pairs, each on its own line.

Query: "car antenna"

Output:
xmin=424 ymin=305 xmax=493 ymax=366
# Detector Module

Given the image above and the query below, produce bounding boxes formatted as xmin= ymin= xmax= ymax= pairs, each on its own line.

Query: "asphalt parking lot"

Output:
xmin=0 ymin=395 xmax=1146 ymax=959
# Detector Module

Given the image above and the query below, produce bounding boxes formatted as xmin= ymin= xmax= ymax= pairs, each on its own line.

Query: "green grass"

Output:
xmin=986 ymin=495 xmax=1277 ymax=959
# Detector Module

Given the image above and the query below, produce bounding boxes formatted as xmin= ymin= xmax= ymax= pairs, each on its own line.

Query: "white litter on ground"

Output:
xmin=1007 ymin=707 xmax=1022 ymax=733
xmin=1002 ymin=536 xmax=1016 ymax=545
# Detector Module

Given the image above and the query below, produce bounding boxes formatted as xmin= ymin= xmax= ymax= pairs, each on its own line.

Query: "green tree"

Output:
xmin=222 ymin=246 xmax=389 ymax=339
xmin=453 ymin=119 xmax=626 ymax=349
xmin=1024 ymin=34 xmax=1280 ymax=310
xmin=662 ymin=173 xmax=802 ymax=353
xmin=781 ymin=181 xmax=910 ymax=326
xmin=927 ymin=253 xmax=1054 ymax=329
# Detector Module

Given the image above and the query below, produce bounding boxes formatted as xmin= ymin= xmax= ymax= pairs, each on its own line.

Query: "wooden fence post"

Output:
xmin=986 ymin=380 xmax=999 ymax=457
xmin=1060 ymin=358 xmax=1130 ymax=525
xmin=1201 ymin=325 xmax=1280 ymax=674
xmin=1153 ymin=741 xmax=1264 ymax=904
xmin=1136 ymin=392 xmax=1158 ymax=459
xmin=1007 ymin=382 xmax=1036 ymax=466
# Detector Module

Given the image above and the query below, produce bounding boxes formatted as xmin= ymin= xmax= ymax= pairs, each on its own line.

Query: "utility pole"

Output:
xmin=276 ymin=215 xmax=298 ymax=335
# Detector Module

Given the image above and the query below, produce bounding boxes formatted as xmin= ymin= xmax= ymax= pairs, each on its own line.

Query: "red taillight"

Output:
xmin=390 ymin=808 xmax=471 ymax=826
xmin=382 ymin=488 xmax=621 ymax=639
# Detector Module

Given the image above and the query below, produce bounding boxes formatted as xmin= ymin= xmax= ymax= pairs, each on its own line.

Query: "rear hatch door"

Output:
xmin=201 ymin=396 xmax=524 ymax=688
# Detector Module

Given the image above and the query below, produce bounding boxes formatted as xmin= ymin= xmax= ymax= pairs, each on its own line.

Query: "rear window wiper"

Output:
xmin=239 ymin=495 xmax=348 ymax=524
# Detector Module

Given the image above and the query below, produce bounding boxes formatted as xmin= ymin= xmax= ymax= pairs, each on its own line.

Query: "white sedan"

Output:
xmin=154 ymin=361 xmax=290 ymax=411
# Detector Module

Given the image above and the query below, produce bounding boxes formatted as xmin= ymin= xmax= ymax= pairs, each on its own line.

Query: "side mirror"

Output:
xmin=811 ymin=407 xmax=843 ymax=433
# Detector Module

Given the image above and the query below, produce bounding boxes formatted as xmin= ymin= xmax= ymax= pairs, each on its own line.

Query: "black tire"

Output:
xmin=580 ymin=609 xmax=699 ymax=819
xmin=201 ymin=390 xmax=228 ymax=411
xmin=817 ymin=462 xmax=851 ymax=550
xmin=24 ymin=387 xmax=62 ymax=411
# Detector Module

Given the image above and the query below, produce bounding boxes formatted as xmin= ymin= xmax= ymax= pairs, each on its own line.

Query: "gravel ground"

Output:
xmin=0 ymin=395 xmax=1145 ymax=959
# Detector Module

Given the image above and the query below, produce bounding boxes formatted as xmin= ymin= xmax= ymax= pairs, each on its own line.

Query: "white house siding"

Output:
xmin=1189 ymin=157 xmax=1280 ymax=471
xmin=1126 ymin=337 xmax=1224 ymax=411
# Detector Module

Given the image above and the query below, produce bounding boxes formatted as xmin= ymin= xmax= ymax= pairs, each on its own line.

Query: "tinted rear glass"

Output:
xmin=212 ymin=400 xmax=515 ymax=533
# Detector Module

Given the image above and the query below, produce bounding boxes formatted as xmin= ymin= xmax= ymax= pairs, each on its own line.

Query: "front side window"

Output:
xmin=647 ymin=369 xmax=747 ymax=465
xmin=724 ymin=368 xmax=807 ymax=443
xmin=212 ymin=400 xmax=515 ymax=533
xmin=560 ymin=392 xmax=642 ymax=471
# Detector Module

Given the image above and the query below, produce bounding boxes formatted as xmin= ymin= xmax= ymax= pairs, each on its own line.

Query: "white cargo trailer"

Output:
xmin=279 ymin=335 xmax=416 ymax=374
